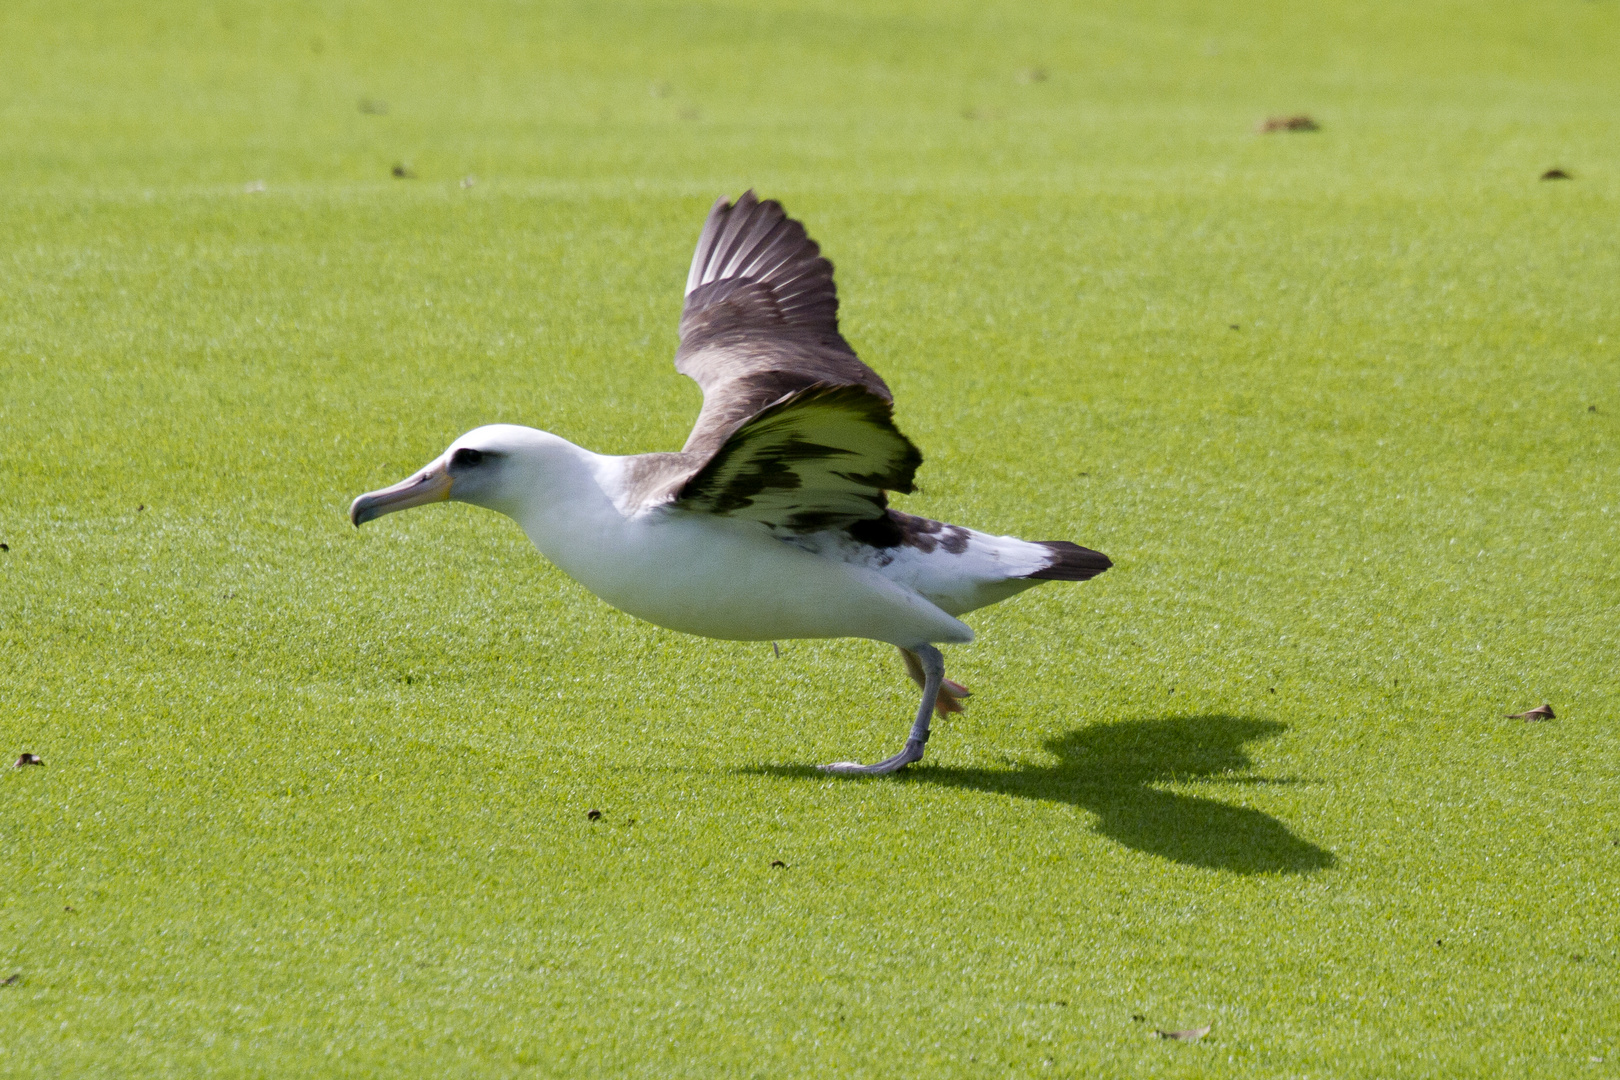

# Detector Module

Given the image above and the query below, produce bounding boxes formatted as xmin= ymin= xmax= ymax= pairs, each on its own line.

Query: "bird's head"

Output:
xmin=348 ymin=424 xmax=579 ymax=527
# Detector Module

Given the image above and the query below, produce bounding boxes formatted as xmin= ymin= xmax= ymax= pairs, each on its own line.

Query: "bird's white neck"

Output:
xmin=462 ymin=429 xmax=632 ymax=580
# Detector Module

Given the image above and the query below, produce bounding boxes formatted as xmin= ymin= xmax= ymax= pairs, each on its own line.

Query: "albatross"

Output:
xmin=349 ymin=192 xmax=1110 ymax=775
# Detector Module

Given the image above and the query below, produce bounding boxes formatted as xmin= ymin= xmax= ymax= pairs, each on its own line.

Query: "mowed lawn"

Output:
xmin=2 ymin=0 xmax=1617 ymax=1075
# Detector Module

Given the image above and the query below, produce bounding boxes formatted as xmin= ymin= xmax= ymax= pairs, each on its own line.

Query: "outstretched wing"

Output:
xmin=674 ymin=383 xmax=921 ymax=532
xmin=675 ymin=191 xmax=895 ymax=460
xmin=627 ymin=191 xmax=920 ymax=531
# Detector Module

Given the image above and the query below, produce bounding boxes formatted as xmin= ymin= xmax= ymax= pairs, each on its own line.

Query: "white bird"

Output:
xmin=350 ymin=192 xmax=1110 ymax=774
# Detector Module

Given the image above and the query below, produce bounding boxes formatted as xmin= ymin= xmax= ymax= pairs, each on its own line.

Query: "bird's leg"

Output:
xmin=820 ymin=644 xmax=946 ymax=776
xmin=899 ymin=646 xmax=971 ymax=716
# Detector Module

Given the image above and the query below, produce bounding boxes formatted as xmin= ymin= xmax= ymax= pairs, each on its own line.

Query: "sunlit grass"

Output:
xmin=1 ymin=1 xmax=1616 ymax=1075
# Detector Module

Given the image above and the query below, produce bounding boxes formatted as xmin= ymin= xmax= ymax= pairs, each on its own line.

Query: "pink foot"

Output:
xmin=934 ymin=678 xmax=971 ymax=716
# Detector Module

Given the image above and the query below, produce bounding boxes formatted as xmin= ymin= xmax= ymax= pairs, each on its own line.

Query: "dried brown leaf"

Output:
xmin=1258 ymin=115 xmax=1318 ymax=133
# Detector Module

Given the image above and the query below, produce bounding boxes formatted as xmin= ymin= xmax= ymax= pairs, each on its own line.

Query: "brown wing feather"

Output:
xmin=675 ymin=191 xmax=892 ymax=461
xmin=621 ymin=192 xmax=919 ymax=526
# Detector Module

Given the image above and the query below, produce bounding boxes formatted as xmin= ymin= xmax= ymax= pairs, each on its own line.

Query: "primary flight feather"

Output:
xmin=349 ymin=191 xmax=1110 ymax=774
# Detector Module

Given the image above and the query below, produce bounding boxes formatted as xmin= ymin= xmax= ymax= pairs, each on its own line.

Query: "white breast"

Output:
xmin=519 ymin=500 xmax=972 ymax=648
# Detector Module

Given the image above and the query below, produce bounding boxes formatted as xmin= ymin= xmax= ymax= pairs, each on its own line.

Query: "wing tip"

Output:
xmin=687 ymin=189 xmax=763 ymax=295
xmin=685 ymin=189 xmax=831 ymax=299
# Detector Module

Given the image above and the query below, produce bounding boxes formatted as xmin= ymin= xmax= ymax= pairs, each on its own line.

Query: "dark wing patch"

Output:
xmin=847 ymin=510 xmax=972 ymax=552
xmin=674 ymin=383 xmax=921 ymax=532
xmin=1025 ymin=541 xmax=1112 ymax=581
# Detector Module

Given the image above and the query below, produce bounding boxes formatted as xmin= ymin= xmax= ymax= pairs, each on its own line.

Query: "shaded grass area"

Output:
xmin=2 ymin=0 xmax=1618 ymax=1076
xmin=757 ymin=716 xmax=1337 ymax=875
xmin=921 ymin=717 xmax=1337 ymax=875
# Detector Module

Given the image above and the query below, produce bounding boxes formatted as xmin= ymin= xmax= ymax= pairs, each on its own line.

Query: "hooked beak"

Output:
xmin=349 ymin=460 xmax=452 ymax=526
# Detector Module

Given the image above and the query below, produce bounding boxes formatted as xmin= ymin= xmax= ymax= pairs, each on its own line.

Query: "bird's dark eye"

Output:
xmin=451 ymin=447 xmax=485 ymax=468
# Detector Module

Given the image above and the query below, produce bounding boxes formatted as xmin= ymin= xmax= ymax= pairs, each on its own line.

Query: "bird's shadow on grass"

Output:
xmin=755 ymin=714 xmax=1335 ymax=875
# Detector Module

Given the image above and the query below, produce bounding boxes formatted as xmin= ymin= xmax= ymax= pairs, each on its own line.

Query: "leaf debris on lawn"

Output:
xmin=1 ymin=974 xmax=20 ymax=986
xmin=1506 ymin=704 xmax=1554 ymax=721
xmin=1258 ymin=114 xmax=1318 ymax=132
xmin=1155 ymin=1025 xmax=1211 ymax=1041
xmin=14 ymin=753 xmax=42 ymax=767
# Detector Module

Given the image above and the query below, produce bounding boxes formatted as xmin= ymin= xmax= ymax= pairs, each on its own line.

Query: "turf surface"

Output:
xmin=2 ymin=0 xmax=1618 ymax=1075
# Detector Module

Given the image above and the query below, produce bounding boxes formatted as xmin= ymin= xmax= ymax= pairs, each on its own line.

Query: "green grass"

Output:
xmin=2 ymin=0 xmax=1617 ymax=1075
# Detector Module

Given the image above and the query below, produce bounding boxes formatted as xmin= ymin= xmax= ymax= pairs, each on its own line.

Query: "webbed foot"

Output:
xmin=818 ymin=738 xmax=926 ymax=776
